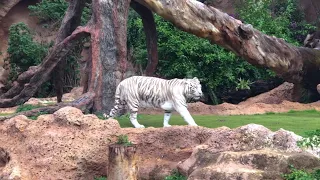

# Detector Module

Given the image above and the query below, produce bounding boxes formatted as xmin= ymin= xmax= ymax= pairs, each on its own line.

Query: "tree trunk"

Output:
xmin=89 ymin=0 xmax=131 ymax=113
xmin=108 ymin=144 xmax=138 ymax=180
xmin=136 ymin=0 xmax=320 ymax=97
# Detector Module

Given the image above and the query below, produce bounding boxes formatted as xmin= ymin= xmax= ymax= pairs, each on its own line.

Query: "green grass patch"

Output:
xmin=115 ymin=110 xmax=320 ymax=136
xmin=0 ymin=113 xmax=14 ymax=116
xmin=16 ymin=104 xmax=42 ymax=113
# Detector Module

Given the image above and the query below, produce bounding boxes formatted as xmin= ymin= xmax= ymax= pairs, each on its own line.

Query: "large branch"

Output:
xmin=53 ymin=0 xmax=87 ymax=103
xmin=131 ymin=1 xmax=159 ymax=76
xmin=136 ymin=0 xmax=320 ymax=88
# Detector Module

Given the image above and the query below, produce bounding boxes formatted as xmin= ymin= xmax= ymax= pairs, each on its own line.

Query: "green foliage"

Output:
xmin=28 ymin=0 xmax=91 ymax=26
xmin=282 ymin=165 xmax=320 ymax=180
xmin=297 ymin=129 xmax=320 ymax=149
xmin=165 ymin=170 xmax=187 ymax=180
xmin=236 ymin=78 xmax=252 ymax=91
xmin=116 ymin=135 xmax=132 ymax=146
xmin=94 ymin=177 xmax=107 ymax=180
xmin=236 ymin=0 xmax=316 ymax=45
xmin=16 ymin=104 xmax=42 ymax=113
xmin=7 ymin=22 xmax=48 ymax=73
xmin=28 ymin=0 xmax=68 ymax=24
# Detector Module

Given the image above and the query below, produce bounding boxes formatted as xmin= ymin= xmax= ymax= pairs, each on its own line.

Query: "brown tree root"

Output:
xmin=0 ymin=92 xmax=95 ymax=121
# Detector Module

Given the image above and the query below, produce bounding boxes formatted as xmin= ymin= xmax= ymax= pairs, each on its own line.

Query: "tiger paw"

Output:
xmin=135 ymin=124 xmax=145 ymax=128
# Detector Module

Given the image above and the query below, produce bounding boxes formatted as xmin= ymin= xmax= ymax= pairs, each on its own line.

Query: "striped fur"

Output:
xmin=104 ymin=76 xmax=203 ymax=128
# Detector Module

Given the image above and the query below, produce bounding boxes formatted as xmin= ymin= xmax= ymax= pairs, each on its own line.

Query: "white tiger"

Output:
xmin=103 ymin=76 xmax=203 ymax=128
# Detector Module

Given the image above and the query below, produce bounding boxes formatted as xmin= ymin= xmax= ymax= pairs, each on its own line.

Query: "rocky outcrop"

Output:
xmin=177 ymin=125 xmax=320 ymax=179
xmin=0 ymin=107 xmax=319 ymax=179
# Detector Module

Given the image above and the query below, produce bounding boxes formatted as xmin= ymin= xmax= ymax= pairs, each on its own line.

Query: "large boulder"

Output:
xmin=0 ymin=108 xmax=319 ymax=180
xmin=177 ymin=124 xmax=320 ymax=180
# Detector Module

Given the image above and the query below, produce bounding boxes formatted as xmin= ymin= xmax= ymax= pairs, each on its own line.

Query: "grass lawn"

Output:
xmin=116 ymin=109 xmax=320 ymax=136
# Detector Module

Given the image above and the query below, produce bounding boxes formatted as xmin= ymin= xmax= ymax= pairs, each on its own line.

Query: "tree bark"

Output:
xmin=136 ymin=0 xmax=320 ymax=95
xmin=88 ymin=0 xmax=131 ymax=113
xmin=131 ymin=1 xmax=159 ymax=76
xmin=108 ymin=144 xmax=138 ymax=180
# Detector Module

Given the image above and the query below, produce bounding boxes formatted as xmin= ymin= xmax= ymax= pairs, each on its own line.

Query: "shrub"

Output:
xmin=7 ymin=22 xmax=48 ymax=73
xmin=297 ymin=129 xmax=320 ymax=149
xmin=282 ymin=165 xmax=320 ymax=180
xmin=165 ymin=170 xmax=187 ymax=180
xmin=116 ymin=135 xmax=132 ymax=146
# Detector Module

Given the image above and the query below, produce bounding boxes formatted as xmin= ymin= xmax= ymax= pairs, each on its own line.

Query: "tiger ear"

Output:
xmin=193 ymin=77 xmax=200 ymax=83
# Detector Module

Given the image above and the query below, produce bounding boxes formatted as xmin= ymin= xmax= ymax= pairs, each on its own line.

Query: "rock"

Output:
xmin=53 ymin=106 xmax=84 ymax=126
xmin=0 ymin=110 xmax=318 ymax=180
xmin=176 ymin=125 xmax=320 ymax=180
xmin=24 ymin=98 xmax=42 ymax=106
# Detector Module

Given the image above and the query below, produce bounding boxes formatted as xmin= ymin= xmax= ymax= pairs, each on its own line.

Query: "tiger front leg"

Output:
xmin=175 ymin=106 xmax=198 ymax=126
xmin=163 ymin=111 xmax=172 ymax=127
xmin=129 ymin=111 xmax=145 ymax=128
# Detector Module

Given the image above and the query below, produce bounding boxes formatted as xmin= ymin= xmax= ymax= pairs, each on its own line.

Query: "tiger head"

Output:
xmin=184 ymin=77 xmax=203 ymax=101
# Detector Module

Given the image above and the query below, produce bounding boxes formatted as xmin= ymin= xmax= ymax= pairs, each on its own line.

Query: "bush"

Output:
xmin=116 ymin=135 xmax=132 ymax=146
xmin=282 ymin=165 xmax=320 ymax=180
xmin=7 ymin=22 xmax=48 ymax=73
xmin=297 ymin=129 xmax=320 ymax=149
xmin=165 ymin=170 xmax=187 ymax=180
